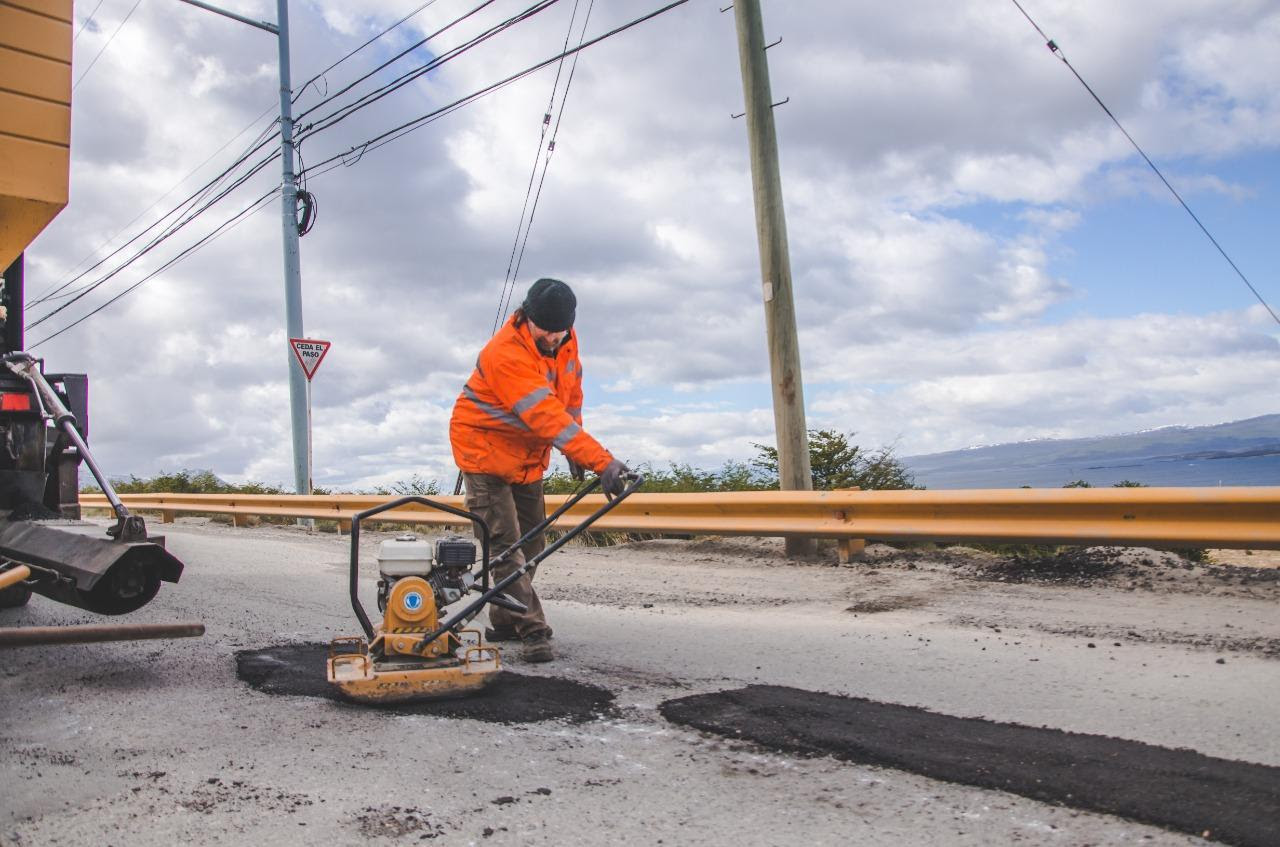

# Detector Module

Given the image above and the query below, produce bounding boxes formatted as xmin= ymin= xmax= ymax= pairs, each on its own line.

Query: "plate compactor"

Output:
xmin=327 ymin=473 xmax=642 ymax=704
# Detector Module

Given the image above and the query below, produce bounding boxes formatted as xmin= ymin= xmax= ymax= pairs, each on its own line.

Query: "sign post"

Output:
xmin=289 ymin=338 xmax=330 ymax=497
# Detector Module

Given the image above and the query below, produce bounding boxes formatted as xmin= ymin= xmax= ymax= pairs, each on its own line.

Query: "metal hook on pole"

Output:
xmin=771 ymin=96 xmax=790 ymax=109
xmin=765 ymin=36 xmax=781 ymax=49
xmin=719 ymin=4 xmax=733 ymax=11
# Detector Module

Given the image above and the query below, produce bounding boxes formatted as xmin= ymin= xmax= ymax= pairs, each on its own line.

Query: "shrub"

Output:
xmin=753 ymin=429 xmax=920 ymax=491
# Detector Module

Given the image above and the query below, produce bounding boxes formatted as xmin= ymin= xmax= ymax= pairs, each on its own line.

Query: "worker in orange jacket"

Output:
xmin=450 ymin=278 xmax=628 ymax=663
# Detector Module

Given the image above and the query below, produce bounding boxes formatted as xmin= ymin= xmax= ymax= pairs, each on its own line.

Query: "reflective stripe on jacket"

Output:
xmin=450 ymin=315 xmax=613 ymax=484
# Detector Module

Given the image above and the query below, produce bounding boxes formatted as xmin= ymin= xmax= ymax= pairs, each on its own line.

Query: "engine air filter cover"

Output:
xmin=435 ymin=536 xmax=476 ymax=568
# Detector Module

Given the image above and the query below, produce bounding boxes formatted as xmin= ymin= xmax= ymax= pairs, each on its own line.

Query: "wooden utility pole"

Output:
xmin=733 ymin=0 xmax=813 ymax=556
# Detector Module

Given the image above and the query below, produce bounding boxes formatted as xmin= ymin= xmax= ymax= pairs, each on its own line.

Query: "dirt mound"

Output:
xmin=235 ymin=643 xmax=614 ymax=723
xmin=856 ymin=543 xmax=1280 ymax=599
xmin=980 ymin=546 xmax=1124 ymax=585
xmin=661 ymin=685 xmax=1280 ymax=847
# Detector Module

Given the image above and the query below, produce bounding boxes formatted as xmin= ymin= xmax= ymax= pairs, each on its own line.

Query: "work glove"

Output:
xmin=600 ymin=459 xmax=630 ymax=500
xmin=567 ymin=458 xmax=586 ymax=482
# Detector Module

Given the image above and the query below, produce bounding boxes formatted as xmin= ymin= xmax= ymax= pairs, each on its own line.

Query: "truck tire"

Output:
xmin=0 ymin=583 xmax=32 ymax=608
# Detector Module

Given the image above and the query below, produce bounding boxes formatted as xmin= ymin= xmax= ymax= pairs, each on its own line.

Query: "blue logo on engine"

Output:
xmin=403 ymin=591 xmax=424 ymax=612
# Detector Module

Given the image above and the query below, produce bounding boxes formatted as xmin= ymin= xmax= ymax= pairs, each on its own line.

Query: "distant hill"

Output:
xmin=901 ymin=415 xmax=1280 ymax=489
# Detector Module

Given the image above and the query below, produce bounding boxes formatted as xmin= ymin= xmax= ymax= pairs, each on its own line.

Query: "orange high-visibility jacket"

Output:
xmin=450 ymin=315 xmax=613 ymax=485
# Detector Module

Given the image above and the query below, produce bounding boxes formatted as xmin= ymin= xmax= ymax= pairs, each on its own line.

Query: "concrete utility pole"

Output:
xmin=174 ymin=0 xmax=311 ymax=495
xmin=732 ymin=0 xmax=813 ymax=556
xmin=274 ymin=0 xmax=310 ymax=495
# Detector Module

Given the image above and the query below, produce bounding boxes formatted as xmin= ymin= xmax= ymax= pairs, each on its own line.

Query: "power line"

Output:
xmin=503 ymin=0 xmax=596 ymax=319
xmin=294 ymin=0 xmax=506 ymax=125
xmin=25 ymin=124 xmax=283 ymax=326
xmin=25 ymin=144 xmax=279 ymax=328
xmin=491 ymin=0 xmax=585 ymax=334
xmin=74 ymin=0 xmax=108 ymax=44
xmin=73 ymin=0 xmax=145 ymax=92
xmin=300 ymin=0 xmax=692 ymax=178
xmin=30 ymin=0 xmax=694 ymax=350
xmin=295 ymin=0 xmax=561 ymax=144
xmin=26 ymin=146 xmax=282 ymax=330
xmin=298 ymin=70 xmax=528 ymax=181
xmin=29 ymin=106 xmax=280 ymax=307
xmin=29 ymin=0 xmax=512 ymax=325
xmin=1009 ymin=0 xmax=1280 ymax=327
xmin=29 ymin=188 xmax=282 ymax=348
xmin=292 ymin=0 xmax=445 ymax=104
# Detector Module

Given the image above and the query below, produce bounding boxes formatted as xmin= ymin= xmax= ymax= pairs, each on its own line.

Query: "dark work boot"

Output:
xmin=486 ymin=625 xmax=552 ymax=643
xmin=484 ymin=625 xmax=518 ymax=642
xmin=521 ymin=633 xmax=554 ymax=663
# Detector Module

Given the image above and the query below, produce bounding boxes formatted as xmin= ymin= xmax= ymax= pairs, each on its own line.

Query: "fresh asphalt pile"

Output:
xmin=660 ymin=684 xmax=1280 ymax=847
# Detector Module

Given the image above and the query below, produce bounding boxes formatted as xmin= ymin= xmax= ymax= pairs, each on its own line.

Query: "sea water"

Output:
xmin=908 ymin=453 xmax=1280 ymax=489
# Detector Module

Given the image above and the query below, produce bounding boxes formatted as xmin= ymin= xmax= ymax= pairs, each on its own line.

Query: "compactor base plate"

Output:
xmin=326 ymin=638 xmax=501 ymax=704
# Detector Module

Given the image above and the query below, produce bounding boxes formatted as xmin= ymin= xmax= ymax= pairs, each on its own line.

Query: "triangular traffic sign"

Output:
xmin=290 ymin=338 xmax=331 ymax=380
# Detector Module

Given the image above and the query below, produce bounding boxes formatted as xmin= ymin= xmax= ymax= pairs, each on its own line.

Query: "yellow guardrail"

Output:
xmin=80 ymin=487 xmax=1280 ymax=550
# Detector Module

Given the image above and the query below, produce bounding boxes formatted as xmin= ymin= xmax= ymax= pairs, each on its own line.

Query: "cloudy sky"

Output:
xmin=26 ymin=0 xmax=1280 ymax=490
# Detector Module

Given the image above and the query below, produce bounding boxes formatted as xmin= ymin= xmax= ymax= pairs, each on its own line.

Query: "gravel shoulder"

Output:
xmin=1 ymin=519 xmax=1276 ymax=846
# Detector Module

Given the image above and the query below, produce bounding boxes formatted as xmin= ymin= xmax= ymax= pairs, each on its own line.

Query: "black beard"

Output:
xmin=535 ymin=338 xmax=561 ymax=357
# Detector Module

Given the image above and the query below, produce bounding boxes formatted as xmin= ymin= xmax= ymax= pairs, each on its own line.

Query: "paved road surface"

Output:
xmin=2 ymin=519 xmax=1277 ymax=845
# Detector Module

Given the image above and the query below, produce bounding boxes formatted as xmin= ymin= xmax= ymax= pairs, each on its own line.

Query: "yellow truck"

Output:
xmin=0 ymin=0 xmax=71 ymax=270
xmin=0 ymin=2 xmax=189 ymax=619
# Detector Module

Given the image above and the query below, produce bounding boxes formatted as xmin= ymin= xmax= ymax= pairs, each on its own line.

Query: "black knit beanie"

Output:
xmin=522 ymin=278 xmax=576 ymax=332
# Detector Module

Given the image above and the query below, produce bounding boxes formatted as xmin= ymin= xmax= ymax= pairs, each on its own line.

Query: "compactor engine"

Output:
xmin=375 ymin=534 xmax=477 ymax=658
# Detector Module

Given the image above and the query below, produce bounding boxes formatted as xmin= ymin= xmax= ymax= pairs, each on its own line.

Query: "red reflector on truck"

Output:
xmin=1 ymin=394 xmax=31 ymax=411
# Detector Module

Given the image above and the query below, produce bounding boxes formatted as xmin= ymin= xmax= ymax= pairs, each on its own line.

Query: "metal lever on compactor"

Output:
xmin=412 ymin=473 xmax=645 ymax=654
xmin=2 ymin=353 xmax=144 ymax=542
xmin=486 ymin=591 xmax=528 ymax=614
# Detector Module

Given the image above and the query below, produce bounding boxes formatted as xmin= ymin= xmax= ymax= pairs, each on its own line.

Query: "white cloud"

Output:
xmin=26 ymin=0 xmax=1280 ymax=489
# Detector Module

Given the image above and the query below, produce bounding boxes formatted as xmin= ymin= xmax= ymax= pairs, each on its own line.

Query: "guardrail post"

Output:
xmin=232 ymin=513 xmax=250 ymax=528
xmin=834 ymin=488 xmax=866 ymax=564
xmin=161 ymin=510 xmax=175 ymax=524
xmin=338 ymin=518 xmax=352 ymax=534
xmin=837 ymin=537 xmax=866 ymax=564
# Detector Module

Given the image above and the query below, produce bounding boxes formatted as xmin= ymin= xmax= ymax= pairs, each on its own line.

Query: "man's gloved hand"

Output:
xmin=567 ymin=458 xmax=586 ymax=482
xmin=600 ymin=459 xmax=630 ymax=499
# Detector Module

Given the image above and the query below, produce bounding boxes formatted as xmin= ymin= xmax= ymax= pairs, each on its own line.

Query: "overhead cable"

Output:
xmin=73 ymin=0 xmax=108 ymax=43
xmin=47 ymin=0 xmax=539 ymax=315
xmin=292 ymin=0 xmax=444 ymax=104
xmin=299 ymin=0 xmax=692 ymax=178
xmin=29 ymin=188 xmax=282 ymax=348
xmin=29 ymin=106 xmax=280 ymax=307
xmin=26 ymin=147 xmax=282 ymax=330
xmin=492 ymin=0 xmax=585 ymax=334
xmin=295 ymin=0 xmax=562 ymax=143
xmin=26 ymin=125 xmax=283 ymax=325
xmin=1010 ymin=0 xmax=1280 ymax=327
xmin=294 ymin=0 xmax=507 ymax=125
xmin=502 ymin=0 xmax=597 ymax=320
xmin=73 ymin=0 xmax=145 ymax=92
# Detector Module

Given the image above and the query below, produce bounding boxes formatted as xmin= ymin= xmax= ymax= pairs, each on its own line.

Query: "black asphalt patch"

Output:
xmin=236 ymin=643 xmax=614 ymax=723
xmin=660 ymin=685 xmax=1280 ymax=847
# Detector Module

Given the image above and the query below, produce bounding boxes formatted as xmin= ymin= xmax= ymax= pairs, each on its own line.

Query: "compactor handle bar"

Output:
xmin=412 ymin=472 xmax=644 ymax=653
xmin=345 ymin=476 xmax=612 ymax=639
xmin=474 ymin=475 xmax=613 ymax=583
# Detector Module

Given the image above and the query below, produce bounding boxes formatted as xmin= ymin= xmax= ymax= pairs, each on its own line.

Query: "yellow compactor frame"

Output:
xmin=327 ymin=634 xmax=500 ymax=704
